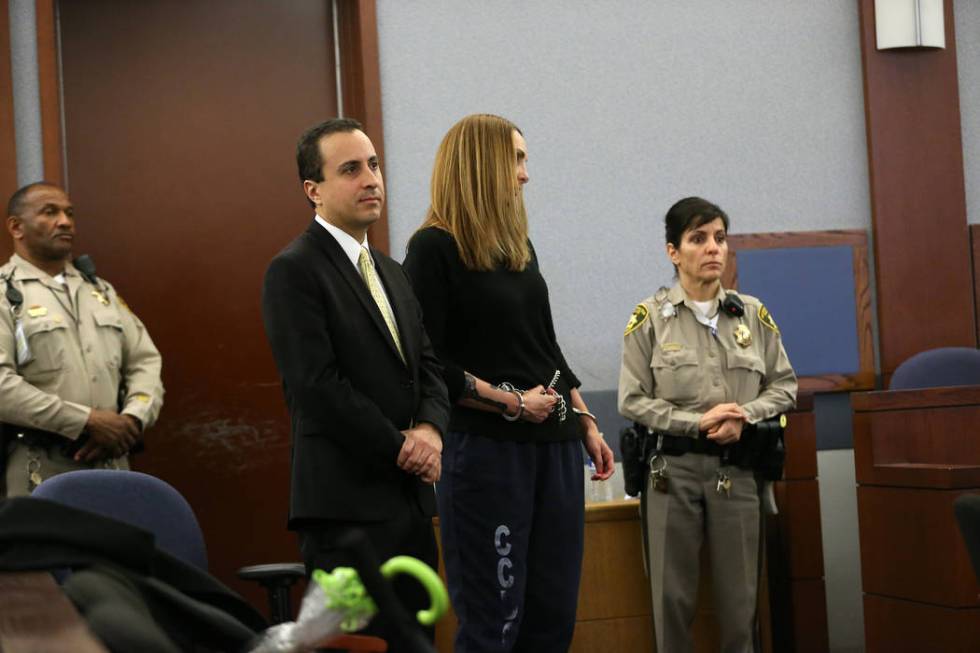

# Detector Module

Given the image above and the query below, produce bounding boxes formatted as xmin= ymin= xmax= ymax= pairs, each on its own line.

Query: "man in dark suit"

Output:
xmin=262 ymin=118 xmax=449 ymax=647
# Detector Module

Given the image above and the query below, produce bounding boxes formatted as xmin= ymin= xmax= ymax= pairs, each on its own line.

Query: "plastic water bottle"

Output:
xmin=586 ymin=460 xmax=599 ymax=503
xmin=587 ymin=459 xmax=614 ymax=503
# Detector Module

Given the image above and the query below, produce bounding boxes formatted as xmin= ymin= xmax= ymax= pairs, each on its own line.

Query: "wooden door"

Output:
xmin=57 ymin=0 xmax=339 ymax=613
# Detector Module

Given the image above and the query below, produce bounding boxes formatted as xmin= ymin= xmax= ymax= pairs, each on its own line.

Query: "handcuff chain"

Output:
xmin=497 ymin=370 xmax=567 ymax=422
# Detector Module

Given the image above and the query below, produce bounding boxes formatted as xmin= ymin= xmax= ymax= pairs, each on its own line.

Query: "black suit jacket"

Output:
xmin=262 ymin=221 xmax=450 ymax=526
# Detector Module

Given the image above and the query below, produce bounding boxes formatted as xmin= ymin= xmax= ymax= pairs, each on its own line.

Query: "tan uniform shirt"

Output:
xmin=0 ymin=254 xmax=163 ymax=439
xmin=618 ymin=283 xmax=797 ymax=437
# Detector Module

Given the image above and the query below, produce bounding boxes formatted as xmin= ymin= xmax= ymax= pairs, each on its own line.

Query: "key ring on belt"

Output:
xmin=647 ymin=433 xmax=666 ymax=471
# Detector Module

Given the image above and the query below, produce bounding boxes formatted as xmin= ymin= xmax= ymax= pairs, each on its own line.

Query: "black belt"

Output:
xmin=1 ymin=424 xmax=86 ymax=457
xmin=658 ymin=433 xmax=729 ymax=458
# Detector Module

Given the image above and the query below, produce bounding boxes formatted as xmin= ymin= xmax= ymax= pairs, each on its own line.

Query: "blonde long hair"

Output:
xmin=422 ymin=114 xmax=530 ymax=271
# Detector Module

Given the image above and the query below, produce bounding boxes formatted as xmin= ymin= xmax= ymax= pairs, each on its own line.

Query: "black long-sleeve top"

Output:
xmin=403 ymin=226 xmax=583 ymax=443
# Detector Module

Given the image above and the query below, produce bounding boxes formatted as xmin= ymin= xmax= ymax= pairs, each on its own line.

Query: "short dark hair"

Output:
xmin=664 ymin=196 xmax=730 ymax=248
xmin=7 ymin=181 xmax=61 ymax=218
xmin=296 ymin=118 xmax=364 ymax=183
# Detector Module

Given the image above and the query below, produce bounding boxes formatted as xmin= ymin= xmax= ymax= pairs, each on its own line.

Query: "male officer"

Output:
xmin=262 ymin=119 xmax=449 ymax=649
xmin=0 ymin=182 xmax=164 ymax=496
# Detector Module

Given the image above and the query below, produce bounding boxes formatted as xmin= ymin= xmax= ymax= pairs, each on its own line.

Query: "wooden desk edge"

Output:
xmin=852 ymin=385 xmax=980 ymax=411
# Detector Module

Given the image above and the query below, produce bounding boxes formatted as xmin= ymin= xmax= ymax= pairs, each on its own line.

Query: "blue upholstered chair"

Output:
xmin=30 ymin=470 xmax=425 ymax=650
xmin=888 ymin=347 xmax=980 ymax=390
xmin=33 ymin=469 xmax=305 ymax=624
xmin=33 ymin=469 xmax=208 ymax=570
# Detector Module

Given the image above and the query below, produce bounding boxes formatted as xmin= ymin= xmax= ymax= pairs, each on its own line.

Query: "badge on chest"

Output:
xmin=734 ymin=324 xmax=752 ymax=348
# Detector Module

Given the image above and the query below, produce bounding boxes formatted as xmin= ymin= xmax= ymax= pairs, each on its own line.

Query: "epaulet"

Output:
xmin=654 ymin=286 xmax=678 ymax=321
xmin=733 ymin=291 xmax=758 ymax=307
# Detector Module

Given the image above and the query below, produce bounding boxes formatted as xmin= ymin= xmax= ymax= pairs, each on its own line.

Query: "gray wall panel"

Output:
xmin=9 ymin=0 xmax=44 ymax=185
xmin=377 ymin=0 xmax=871 ymax=391
xmin=376 ymin=5 xmax=874 ymax=650
xmin=957 ymin=0 xmax=980 ymax=224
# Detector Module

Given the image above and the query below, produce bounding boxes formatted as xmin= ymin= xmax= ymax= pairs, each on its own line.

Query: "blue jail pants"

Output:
xmin=437 ymin=431 xmax=585 ymax=653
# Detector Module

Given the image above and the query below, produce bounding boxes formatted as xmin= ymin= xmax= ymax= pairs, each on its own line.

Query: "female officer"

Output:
xmin=618 ymin=196 xmax=796 ymax=652
xmin=404 ymin=114 xmax=614 ymax=652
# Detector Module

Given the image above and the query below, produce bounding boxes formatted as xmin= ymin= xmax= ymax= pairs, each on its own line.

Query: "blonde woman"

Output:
xmin=404 ymin=114 xmax=614 ymax=652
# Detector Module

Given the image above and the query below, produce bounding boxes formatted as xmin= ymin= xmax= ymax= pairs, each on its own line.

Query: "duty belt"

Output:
xmin=659 ymin=433 xmax=729 ymax=458
xmin=623 ymin=415 xmax=788 ymax=489
xmin=1 ymin=424 xmax=87 ymax=457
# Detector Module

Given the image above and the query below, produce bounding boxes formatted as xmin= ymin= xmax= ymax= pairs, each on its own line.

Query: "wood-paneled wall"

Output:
xmin=858 ymin=0 xmax=976 ymax=381
xmin=336 ymin=0 xmax=389 ymax=254
xmin=44 ymin=0 xmax=388 ymax=615
xmin=35 ymin=0 xmax=60 ymax=187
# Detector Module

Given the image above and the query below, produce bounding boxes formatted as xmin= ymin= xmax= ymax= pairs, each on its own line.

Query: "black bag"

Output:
xmin=0 ymin=497 xmax=267 ymax=651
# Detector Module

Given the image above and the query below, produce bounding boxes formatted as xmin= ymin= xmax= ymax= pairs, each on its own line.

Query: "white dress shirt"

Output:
xmin=314 ymin=214 xmax=396 ymax=316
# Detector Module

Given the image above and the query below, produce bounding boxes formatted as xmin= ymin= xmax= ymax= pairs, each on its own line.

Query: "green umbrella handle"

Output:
xmin=380 ymin=556 xmax=449 ymax=626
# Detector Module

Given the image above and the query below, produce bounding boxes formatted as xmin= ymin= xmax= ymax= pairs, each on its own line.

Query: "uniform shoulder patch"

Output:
xmin=758 ymin=304 xmax=779 ymax=333
xmin=624 ymin=304 xmax=649 ymax=336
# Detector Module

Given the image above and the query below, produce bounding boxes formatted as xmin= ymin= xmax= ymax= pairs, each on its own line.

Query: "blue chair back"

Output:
xmin=33 ymin=469 xmax=208 ymax=570
xmin=889 ymin=347 xmax=980 ymax=390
